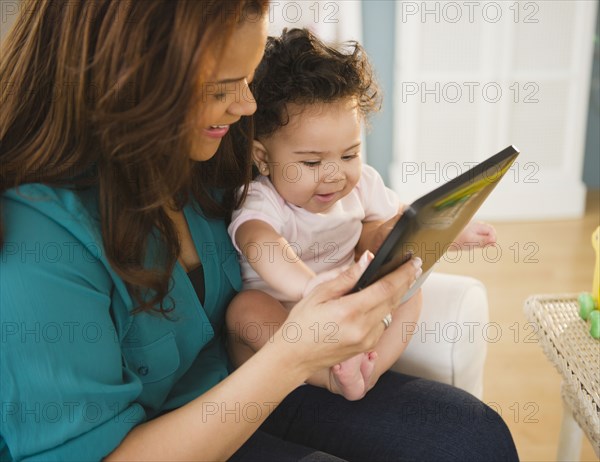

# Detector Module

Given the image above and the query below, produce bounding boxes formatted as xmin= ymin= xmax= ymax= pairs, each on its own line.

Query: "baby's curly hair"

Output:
xmin=251 ymin=28 xmax=381 ymax=139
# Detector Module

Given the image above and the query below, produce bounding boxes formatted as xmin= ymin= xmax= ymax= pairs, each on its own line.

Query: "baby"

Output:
xmin=226 ymin=28 xmax=495 ymax=400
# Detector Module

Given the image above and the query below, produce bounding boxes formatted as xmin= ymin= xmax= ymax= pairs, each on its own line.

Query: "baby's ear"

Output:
xmin=252 ymin=140 xmax=270 ymax=176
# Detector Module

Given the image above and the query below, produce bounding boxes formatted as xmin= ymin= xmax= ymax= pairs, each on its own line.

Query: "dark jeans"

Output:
xmin=230 ymin=371 xmax=519 ymax=462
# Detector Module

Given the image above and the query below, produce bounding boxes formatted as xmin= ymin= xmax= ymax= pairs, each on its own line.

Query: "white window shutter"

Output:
xmin=391 ymin=0 xmax=597 ymax=220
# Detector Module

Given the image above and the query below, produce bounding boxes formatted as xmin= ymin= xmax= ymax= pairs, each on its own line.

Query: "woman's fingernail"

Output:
xmin=412 ymin=257 xmax=422 ymax=269
xmin=415 ymin=267 xmax=423 ymax=279
xmin=358 ymin=250 xmax=374 ymax=270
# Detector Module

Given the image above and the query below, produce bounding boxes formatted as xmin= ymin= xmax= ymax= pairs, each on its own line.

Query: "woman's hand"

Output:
xmin=274 ymin=250 xmax=423 ymax=379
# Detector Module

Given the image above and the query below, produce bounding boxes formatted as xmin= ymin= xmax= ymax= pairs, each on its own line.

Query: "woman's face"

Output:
xmin=190 ymin=17 xmax=268 ymax=162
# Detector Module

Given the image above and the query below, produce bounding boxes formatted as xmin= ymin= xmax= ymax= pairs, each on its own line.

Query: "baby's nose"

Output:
xmin=323 ymin=162 xmax=345 ymax=182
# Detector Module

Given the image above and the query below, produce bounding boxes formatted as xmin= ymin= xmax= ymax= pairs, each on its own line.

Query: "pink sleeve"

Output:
xmin=227 ymin=179 xmax=286 ymax=253
xmin=356 ymin=164 xmax=402 ymax=222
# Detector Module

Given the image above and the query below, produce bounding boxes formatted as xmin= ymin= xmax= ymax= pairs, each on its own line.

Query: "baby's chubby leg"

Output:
xmin=226 ymin=290 xmax=288 ymax=368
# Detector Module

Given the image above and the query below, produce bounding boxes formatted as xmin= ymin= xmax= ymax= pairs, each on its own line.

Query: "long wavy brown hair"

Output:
xmin=0 ymin=0 xmax=267 ymax=314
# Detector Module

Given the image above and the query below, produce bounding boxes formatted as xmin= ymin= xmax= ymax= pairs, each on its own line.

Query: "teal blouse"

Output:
xmin=0 ymin=184 xmax=242 ymax=461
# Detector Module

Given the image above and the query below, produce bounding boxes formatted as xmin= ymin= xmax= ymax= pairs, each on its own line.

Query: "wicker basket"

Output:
xmin=524 ymin=295 xmax=600 ymax=456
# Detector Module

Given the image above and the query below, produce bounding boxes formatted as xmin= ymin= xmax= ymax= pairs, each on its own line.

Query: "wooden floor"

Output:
xmin=436 ymin=189 xmax=600 ymax=461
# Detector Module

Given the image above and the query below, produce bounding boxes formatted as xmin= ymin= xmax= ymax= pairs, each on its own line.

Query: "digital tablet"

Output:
xmin=351 ymin=145 xmax=520 ymax=301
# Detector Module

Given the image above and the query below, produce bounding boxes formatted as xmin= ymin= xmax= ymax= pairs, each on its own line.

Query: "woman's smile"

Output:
xmin=203 ymin=124 xmax=230 ymax=138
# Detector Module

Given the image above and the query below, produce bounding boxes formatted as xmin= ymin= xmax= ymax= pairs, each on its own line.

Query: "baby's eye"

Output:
xmin=342 ymin=153 xmax=359 ymax=161
xmin=301 ymin=160 xmax=321 ymax=167
xmin=214 ymin=93 xmax=227 ymax=102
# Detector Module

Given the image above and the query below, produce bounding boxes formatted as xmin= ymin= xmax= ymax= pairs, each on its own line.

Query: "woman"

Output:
xmin=0 ymin=1 xmax=519 ymax=460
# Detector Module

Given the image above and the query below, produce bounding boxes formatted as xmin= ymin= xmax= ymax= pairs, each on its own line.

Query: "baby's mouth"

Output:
xmin=315 ymin=192 xmax=337 ymax=202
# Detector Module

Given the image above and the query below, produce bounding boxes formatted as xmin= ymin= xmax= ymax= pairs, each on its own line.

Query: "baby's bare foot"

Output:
xmin=330 ymin=352 xmax=376 ymax=401
xmin=360 ymin=351 xmax=377 ymax=389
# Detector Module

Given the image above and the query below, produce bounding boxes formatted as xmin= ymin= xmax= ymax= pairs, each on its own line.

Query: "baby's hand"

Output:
xmin=454 ymin=221 xmax=497 ymax=249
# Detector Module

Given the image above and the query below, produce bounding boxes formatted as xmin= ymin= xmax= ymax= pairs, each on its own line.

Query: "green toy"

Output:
xmin=590 ymin=311 xmax=600 ymax=339
xmin=578 ymin=292 xmax=596 ymax=320
xmin=578 ymin=226 xmax=600 ymax=339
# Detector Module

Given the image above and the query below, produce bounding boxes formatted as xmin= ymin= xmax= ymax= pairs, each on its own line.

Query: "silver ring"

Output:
xmin=382 ymin=313 xmax=392 ymax=330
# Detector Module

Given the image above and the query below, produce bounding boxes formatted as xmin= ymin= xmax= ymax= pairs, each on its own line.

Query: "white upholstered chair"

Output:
xmin=392 ymin=272 xmax=489 ymax=399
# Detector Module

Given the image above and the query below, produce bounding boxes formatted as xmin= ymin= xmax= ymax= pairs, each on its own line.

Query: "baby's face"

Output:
xmin=258 ymin=99 xmax=362 ymax=213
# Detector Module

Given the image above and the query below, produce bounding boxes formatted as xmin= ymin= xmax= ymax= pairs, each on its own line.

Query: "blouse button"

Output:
xmin=138 ymin=366 xmax=149 ymax=376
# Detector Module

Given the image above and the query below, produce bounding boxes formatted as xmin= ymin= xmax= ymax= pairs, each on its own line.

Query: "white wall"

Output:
xmin=267 ymin=0 xmax=362 ymax=43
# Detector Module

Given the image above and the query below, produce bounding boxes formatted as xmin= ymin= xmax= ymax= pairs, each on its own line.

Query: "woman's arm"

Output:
xmin=235 ymin=219 xmax=316 ymax=300
xmin=107 ymin=252 xmax=422 ymax=461
xmin=107 ymin=336 xmax=307 ymax=461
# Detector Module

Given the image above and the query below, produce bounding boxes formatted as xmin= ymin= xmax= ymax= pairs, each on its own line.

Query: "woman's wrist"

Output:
xmin=259 ymin=327 xmax=315 ymax=385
